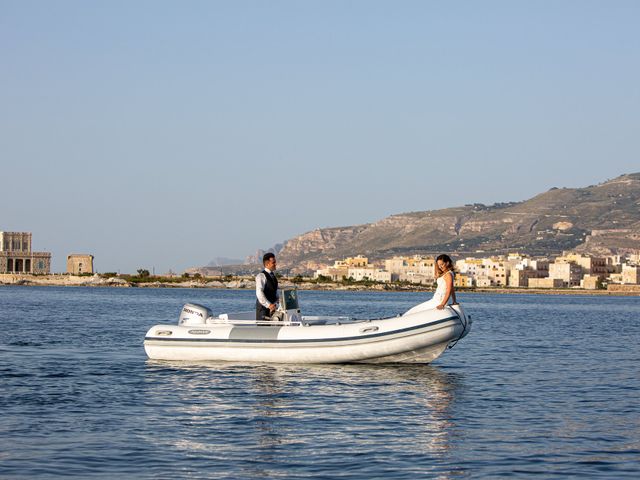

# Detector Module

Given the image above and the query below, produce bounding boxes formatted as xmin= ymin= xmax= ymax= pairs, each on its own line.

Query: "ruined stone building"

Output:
xmin=0 ymin=231 xmax=51 ymax=274
xmin=67 ymin=254 xmax=94 ymax=275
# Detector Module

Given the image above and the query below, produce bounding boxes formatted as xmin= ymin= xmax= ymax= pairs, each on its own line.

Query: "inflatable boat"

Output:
xmin=143 ymin=289 xmax=472 ymax=364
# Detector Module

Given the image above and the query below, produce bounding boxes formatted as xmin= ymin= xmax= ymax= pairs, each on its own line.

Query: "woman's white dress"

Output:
xmin=404 ymin=270 xmax=454 ymax=315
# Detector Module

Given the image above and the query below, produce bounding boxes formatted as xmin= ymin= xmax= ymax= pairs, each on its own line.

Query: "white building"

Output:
xmin=347 ymin=267 xmax=396 ymax=283
xmin=622 ymin=265 xmax=640 ymax=284
xmin=548 ymin=262 xmax=582 ymax=287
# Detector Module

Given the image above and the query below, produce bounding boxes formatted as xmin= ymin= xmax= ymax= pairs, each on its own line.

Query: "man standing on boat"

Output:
xmin=256 ymin=252 xmax=279 ymax=320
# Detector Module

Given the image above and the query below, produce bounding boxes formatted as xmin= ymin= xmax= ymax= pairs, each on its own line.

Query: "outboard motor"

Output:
xmin=179 ymin=303 xmax=212 ymax=326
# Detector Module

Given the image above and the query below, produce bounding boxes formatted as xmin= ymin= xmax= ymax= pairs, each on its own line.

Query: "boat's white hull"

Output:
xmin=144 ymin=305 xmax=471 ymax=364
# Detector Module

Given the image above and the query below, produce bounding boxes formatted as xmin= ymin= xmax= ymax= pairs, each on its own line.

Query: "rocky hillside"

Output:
xmin=276 ymin=173 xmax=640 ymax=273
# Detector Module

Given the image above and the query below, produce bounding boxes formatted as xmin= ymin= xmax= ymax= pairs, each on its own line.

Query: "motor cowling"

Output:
xmin=179 ymin=303 xmax=212 ymax=326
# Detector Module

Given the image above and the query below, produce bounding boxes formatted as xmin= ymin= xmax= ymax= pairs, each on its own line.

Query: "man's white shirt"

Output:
xmin=256 ymin=268 xmax=278 ymax=308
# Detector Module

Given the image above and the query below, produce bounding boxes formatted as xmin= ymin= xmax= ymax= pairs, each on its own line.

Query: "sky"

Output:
xmin=1 ymin=1 xmax=639 ymax=274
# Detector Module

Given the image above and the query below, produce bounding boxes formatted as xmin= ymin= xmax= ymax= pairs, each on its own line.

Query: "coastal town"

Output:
xmin=313 ymin=252 xmax=640 ymax=292
xmin=3 ymin=229 xmax=640 ymax=294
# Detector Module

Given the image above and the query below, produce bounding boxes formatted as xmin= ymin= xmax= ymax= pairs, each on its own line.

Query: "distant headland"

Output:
xmin=235 ymin=173 xmax=640 ymax=275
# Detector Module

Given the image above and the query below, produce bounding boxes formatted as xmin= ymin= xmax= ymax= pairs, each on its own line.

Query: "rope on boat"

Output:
xmin=446 ymin=304 xmax=468 ymax=350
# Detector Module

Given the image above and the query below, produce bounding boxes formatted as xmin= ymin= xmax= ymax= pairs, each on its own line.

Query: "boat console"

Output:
xmin=269 ymin=288 xmax=302 ymax=323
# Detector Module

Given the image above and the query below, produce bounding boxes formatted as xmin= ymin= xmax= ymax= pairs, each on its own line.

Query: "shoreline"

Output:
xmin=1 ymin=274 xmax=639 ymax=296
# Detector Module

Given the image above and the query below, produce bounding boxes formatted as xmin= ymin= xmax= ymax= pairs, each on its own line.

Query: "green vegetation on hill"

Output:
xmin=99 ymin=272 xmax=203 ymax=284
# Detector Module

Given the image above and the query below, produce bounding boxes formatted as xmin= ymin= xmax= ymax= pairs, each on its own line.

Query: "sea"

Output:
xmin=1 ymin=286 xmax=639 ymax=479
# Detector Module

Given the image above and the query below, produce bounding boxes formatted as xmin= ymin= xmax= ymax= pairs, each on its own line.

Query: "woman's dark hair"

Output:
xmin=436 ymin=254 xmax=454 ymax=272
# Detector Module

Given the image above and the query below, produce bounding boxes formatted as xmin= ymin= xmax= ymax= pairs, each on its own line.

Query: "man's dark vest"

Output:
xmin=261 ymin=270 xmax=278 ymax=304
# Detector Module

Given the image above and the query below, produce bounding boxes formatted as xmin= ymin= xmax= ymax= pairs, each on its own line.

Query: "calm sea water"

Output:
xmin=1 ymin=286 xmax=639 ymax=479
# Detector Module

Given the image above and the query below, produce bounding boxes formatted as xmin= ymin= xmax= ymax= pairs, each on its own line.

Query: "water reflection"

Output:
xmin=142 ymin=360 xmax=463 ymax=472
xmin=249 ymin=365 xmax=285 ymax=458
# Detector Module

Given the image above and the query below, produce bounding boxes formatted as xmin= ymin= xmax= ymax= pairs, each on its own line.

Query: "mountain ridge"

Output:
xmin=274 ymin=173 xmax=640 ymax=273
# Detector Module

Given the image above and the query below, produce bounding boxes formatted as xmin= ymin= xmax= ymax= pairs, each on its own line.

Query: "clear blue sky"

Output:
xmin=1 ymin=1 xmax=638 ymax=273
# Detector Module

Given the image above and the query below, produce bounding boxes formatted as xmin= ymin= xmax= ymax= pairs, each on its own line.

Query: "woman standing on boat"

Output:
xmin=405 ymin=254 xmax=457 ymax=315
